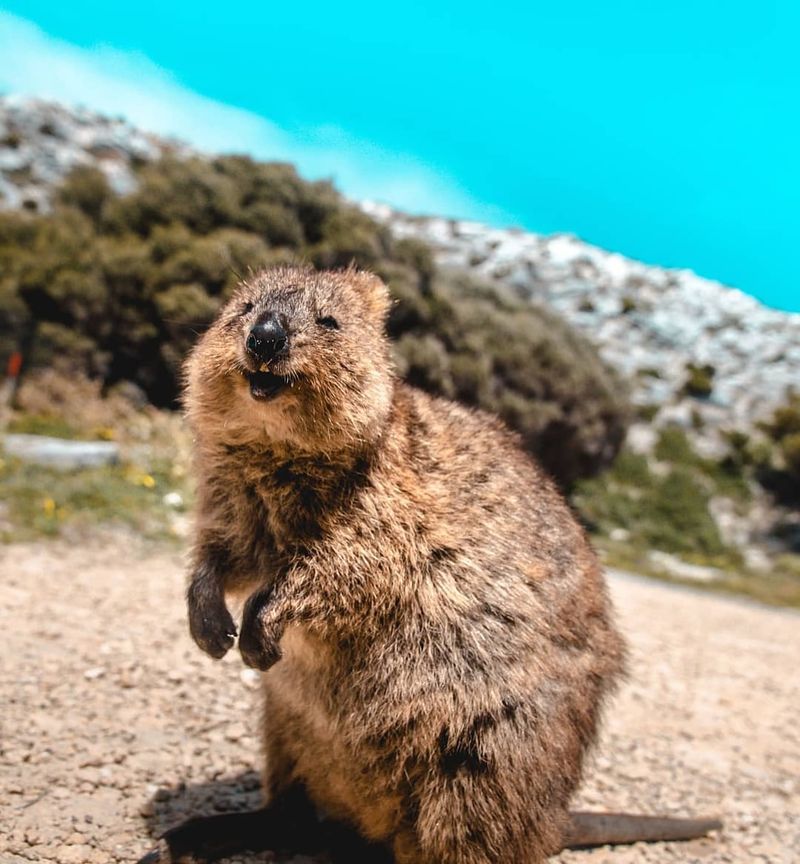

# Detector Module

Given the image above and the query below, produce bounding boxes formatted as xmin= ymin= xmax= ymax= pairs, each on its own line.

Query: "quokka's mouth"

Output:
xmin=245 ymin=367 xmax=292 ymax=401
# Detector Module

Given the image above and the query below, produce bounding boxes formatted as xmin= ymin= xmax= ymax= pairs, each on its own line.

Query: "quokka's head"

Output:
xmin=184 ymin=266 xmax=395 ymax=451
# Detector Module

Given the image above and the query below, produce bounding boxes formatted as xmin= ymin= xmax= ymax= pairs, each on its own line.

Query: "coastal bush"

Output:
xmin=576 ymin=452 xmax=727 ymax=558
xmin=389 ymin=270 xmax=629 ymax=485
xmin=0 ymin=155 xmax=629 ymax=485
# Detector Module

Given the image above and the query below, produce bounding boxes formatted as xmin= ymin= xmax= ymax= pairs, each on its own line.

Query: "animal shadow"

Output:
xmin=139 ymin=770 xmax=392 ymax=863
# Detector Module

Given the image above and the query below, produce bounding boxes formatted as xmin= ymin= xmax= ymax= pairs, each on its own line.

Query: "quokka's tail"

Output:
xmin=563 ymin=811 xmax=722 ymax=849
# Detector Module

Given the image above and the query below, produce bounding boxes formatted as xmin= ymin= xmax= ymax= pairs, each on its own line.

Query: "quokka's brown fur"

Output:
xmin=181 ymin=265 xmax=627 ymax=863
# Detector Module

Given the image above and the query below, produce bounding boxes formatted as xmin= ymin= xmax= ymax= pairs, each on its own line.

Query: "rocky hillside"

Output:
xmin=0 ymin=95 xmax=189 ymax=212
xmin=361 ymin=203 xmax=800 ymax=450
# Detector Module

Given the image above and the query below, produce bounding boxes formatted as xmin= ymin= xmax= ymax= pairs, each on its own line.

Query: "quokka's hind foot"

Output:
xmin=136 ymin=788 xmax=392 ymax=864
xmin=136 ymin=808 xmax=290 ymax=863
xmin=136 ymin=784 xmax=322 ymax=864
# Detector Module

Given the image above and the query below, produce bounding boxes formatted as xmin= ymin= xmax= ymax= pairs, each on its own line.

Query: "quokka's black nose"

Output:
xmin=246 ymin=314 xmax=288 ymax=363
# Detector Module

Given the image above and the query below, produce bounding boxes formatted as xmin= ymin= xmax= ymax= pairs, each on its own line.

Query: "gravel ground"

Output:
xmin=2 ymin=536 xmax=798 ymax=864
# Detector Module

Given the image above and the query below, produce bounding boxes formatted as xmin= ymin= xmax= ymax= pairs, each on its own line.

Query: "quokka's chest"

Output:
xmin=237 ymin=476 xmax=330 ymax=552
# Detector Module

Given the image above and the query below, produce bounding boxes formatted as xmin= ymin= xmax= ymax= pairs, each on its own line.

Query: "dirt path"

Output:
xmin=2 ymin=538 xmax=798 ymax=863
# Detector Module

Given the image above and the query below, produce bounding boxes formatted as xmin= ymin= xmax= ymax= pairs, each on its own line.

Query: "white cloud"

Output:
xmin=0 ymin=12 xmax=513 ymax=223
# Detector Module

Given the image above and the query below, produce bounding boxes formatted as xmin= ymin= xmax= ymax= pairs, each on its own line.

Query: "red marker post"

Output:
xmin=7 ymin=351 xmax=22 ymax=380
xmin=2 ymin=350 xmax=23 ymax=419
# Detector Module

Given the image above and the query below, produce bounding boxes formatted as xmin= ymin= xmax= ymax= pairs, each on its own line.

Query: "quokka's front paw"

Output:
xmin=238 ymin=591 xmax=283 ymax=671
xmin=238 ymin=618 xmax=282 ymax=670
xmin=187 ymin=583 xmax=237 ymax=659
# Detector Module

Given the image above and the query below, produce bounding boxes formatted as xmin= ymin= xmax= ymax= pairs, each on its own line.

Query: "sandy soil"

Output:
xmin=2 ymin=537 xmax=798 ymax=864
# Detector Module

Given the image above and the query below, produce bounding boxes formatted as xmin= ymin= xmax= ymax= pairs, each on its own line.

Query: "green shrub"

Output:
xmin=782 ymin=432 xmax=800 ymax=478
xmin=312 ymin=208 xmax=391 ymax=269
xmin=0 ymin=155 xmax=629 ymax=486
xmin=683 ymin=362 xmax=715 ymax=398
xmin=576 ymin=454 xmax=727 ymax=557
xmin=654 ymin=426 xmax=696 ymax=464
xmin=611 ymin=450 xmax=654 ymax=488
xmin=154 ymin=283 xmax=220 ymax=336
xmin=57 ymin=166 xmax=113 ymax=223
xmin=652 ymin=425 xmax=750 ymax=500
xmin=237 ymin=201 xmax=304 ymax=247
xmin=646 ymin=469 xmax=726 ymax=556
xmin=637 ymin=367 xmax=662 ymax=379
xmin=754 ymin=394 xmax=800 ymax=496
xmin=636 ymin=403 xmax=660 ymax=422
xmin=388 ymin=271 xmax=629 ymax=485
xmin=762 ymin=395 xmax=800 ymax=442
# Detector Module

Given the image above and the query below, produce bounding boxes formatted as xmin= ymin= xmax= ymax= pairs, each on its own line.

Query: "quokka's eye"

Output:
xmin=241 ymin=302 xmax=254 ymax=315
xmin=317 ymin=315 xmax=339 ymax=330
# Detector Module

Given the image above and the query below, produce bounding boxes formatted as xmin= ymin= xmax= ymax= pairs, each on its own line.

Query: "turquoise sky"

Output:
xmin=1 ymin=3 xmax=798 ymax=311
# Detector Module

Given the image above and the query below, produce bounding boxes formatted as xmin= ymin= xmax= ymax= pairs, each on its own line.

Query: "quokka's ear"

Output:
xmin=349 ymin=270 xmax=392 ymax=321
